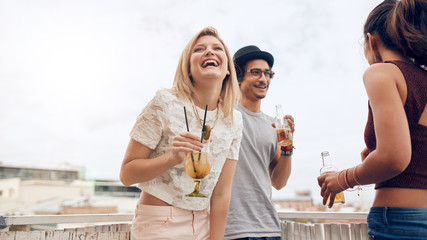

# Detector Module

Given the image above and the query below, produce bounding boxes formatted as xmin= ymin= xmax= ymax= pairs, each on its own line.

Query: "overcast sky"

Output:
xmin=0 ymin=0 xmax=383 ymax=207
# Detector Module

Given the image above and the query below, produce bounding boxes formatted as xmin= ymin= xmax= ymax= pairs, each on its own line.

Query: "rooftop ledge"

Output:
xmin=1 ymin=211 xmax=369 ymax=227
xmin=0 ymin=211 xmax=370 ymax=240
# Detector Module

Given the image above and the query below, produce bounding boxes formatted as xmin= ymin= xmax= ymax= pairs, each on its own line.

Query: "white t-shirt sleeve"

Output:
xmin=130 ymin=91 xmax=165 ymax=150
xmin=227 ymin=110 xmax=243 ymax=161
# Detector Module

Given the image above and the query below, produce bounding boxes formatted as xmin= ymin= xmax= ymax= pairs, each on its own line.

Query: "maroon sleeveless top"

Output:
xmin=364 ymin=60 xmax=427 ymax=189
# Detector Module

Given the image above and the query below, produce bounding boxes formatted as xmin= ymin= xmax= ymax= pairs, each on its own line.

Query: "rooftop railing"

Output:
xmin=0 ymin=211 xmax=369 ymax=240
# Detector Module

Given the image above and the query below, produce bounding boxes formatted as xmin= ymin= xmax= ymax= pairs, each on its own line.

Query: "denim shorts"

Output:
xmin=367 ymin=206 xmax=427 ymax=239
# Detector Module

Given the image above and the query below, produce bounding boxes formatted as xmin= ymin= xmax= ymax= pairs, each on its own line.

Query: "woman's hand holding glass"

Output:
xmin=172 ymin=132 xmax=204 ymax=165
xmin=184 ymin=136 xmax=211 ymax=198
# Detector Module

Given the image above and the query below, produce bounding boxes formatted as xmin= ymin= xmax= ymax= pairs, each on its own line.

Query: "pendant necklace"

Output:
xmin=189 ymin=98 xmax=219 ymax=131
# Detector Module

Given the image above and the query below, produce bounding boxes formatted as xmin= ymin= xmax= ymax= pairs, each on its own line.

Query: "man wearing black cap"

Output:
xmin=224 ymin=46 xmax=294 ymax=240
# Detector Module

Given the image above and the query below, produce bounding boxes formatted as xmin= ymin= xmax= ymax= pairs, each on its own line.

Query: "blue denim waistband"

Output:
xmin=367 ymin=207 xmax=427 ymax=239
xmin=369 ymin=206 xmax=427 ymax=218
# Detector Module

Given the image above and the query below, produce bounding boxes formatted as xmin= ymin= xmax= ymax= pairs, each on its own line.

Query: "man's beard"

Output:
xmin=254 ymin=85 xmax=268 ymax=99
xmin=255 ymin=93 xmax=266 ymax=99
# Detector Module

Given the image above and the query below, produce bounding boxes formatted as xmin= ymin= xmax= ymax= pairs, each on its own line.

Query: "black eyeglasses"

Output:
xmin=246 ymin=68 xmax=275 ymax=79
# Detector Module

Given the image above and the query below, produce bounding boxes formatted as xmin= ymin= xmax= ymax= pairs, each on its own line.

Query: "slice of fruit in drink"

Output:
xmin=202 ymin=125 xmax=211 ymax=140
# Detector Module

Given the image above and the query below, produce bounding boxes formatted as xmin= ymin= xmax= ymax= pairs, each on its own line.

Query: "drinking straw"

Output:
xmin=200 ymin=105 xmax=208 ymax=143
xmin=184 ymin=106 xmax=189 ymax=132
xmin=198 ymin=105 xmax=208 ymax=162
xmin=184 ymin=106 xmax=197 ymax=173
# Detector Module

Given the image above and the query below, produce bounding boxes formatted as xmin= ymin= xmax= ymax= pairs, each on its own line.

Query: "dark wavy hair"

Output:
xmin=364 ymin=0 xmax=427 ymax=66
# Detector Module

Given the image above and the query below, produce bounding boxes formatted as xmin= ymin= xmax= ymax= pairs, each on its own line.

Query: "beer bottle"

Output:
xmin=274 ymin=105 xmax=293 ymax=147
xmin=320 ymin=151 xmax=345 ymax=205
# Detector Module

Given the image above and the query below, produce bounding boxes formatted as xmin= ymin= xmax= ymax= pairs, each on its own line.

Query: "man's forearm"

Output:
xmin=271 ymin=154 xmax=292 ymax=189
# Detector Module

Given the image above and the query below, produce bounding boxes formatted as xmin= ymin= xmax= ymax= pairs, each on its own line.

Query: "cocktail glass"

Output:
xmin=185 ymin=139 xmax=211 ymax=198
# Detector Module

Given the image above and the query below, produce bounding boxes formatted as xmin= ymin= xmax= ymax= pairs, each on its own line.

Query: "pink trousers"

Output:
xmin=131 ymin=204 xmax=210 ymax=240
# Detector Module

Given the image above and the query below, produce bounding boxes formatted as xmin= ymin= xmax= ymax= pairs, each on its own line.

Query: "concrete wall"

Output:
xmin=0 ymin=178 xmax=20 ymax=200
xmin=0 ymin=179 xmax=94 ymax=214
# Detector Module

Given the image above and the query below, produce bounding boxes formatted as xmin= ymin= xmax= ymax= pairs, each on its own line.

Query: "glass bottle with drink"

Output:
xmin=274 ymin=105 xmax=293 ymax=147
xmin=320 ymin=151 xmax=345 ymax=205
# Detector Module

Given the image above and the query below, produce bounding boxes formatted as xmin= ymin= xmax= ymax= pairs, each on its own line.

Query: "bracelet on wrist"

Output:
xmin=337 ymin=170 xmax=346 ymax=191
xmin=281 ymin=151 xmax=293 ymax=156
xmin=353 ymin=165 xmax=362 ymax=186
xmin=344 ymin=168 xmax=352 ymax=188
xmin=280 ymin=145 xmax=295 ymax=156
xmin=280 ymin=145 xmax=294 ymax=152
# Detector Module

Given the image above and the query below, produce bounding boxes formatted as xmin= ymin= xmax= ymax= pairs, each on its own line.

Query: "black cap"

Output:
xmin=233 ymin=45 xmax=274 ymax=75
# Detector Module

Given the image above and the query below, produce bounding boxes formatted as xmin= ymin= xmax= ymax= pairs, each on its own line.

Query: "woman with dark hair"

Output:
xmin=120 ymin=27 xmax=242 ymax=240
xmin=318 ymin=0 xmax=427 ymax=238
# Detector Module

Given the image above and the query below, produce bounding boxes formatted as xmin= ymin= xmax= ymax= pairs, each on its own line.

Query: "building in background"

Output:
xmin=0 ymin=162 xmax=85 ymax=182
xmin=0 ymin=163 xmax=139 ymax=217
xmin=94 ymin=180 xmax=140 ymax=198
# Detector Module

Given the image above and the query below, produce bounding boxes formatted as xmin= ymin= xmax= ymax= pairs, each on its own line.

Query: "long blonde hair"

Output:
xmin=171 ymin=27 xmax=240 ymax=119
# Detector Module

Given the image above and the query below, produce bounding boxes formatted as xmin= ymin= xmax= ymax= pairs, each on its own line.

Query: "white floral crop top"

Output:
xmin=130 ymin=89 xmax=243 ymax=210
